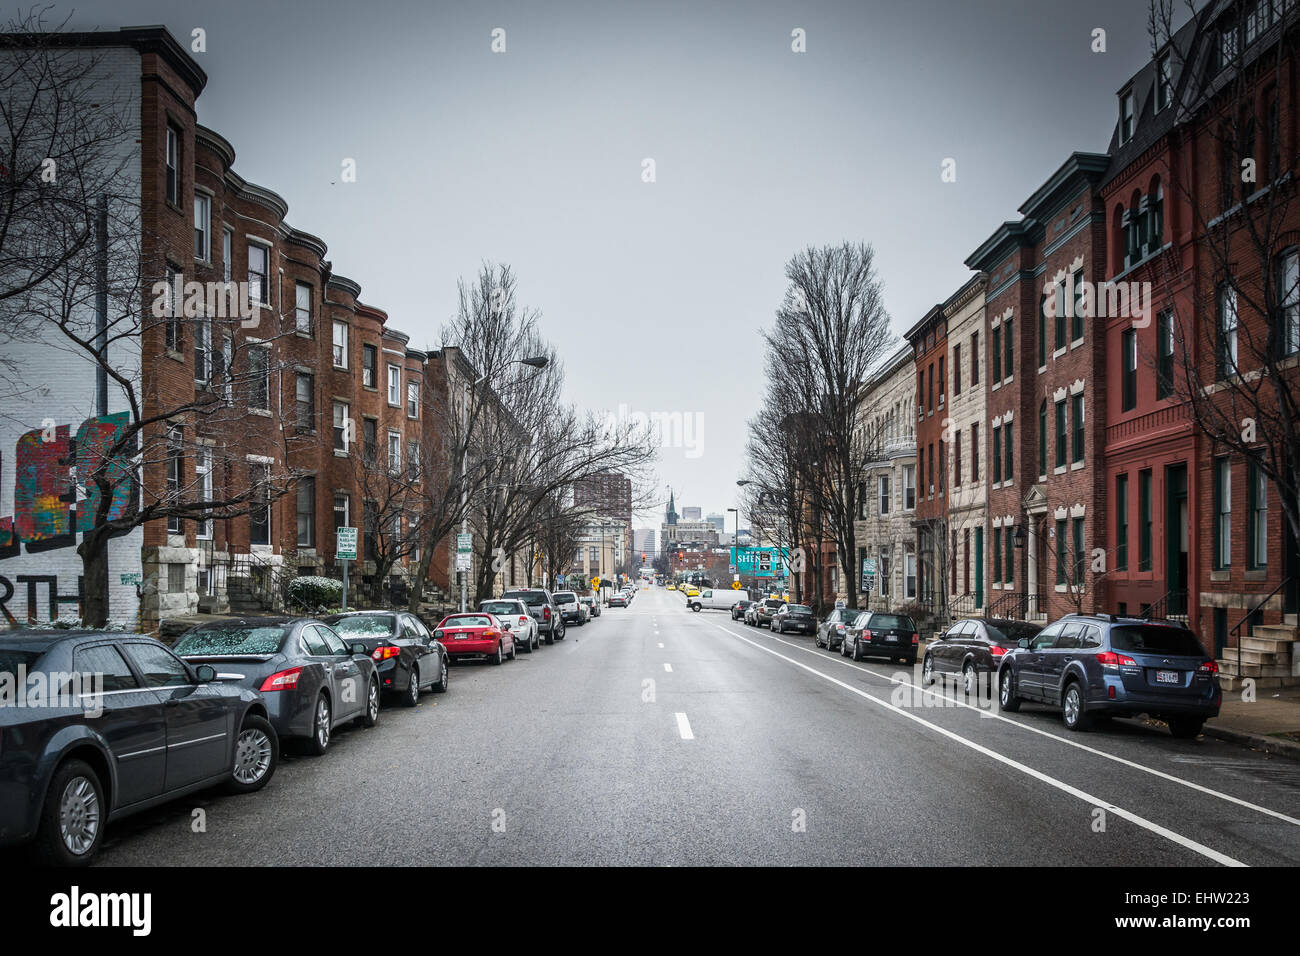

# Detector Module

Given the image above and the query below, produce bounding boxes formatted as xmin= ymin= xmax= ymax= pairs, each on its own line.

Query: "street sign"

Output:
xmin=456 ymin=533 xmax=472 ymax=571
xmin=591 ymin=576 xmax=601 ymax=589
xmin=556 ymin=574 xmax=565 ymax=585
xmin=861 ymin=555 xmax=876 ymax=593
xmin=731 ymin=581 xmax=742 ymax=590
xmin=336 ymin=526 xmax=358 ymax=561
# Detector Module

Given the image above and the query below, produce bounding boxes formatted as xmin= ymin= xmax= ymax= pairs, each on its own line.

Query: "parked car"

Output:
xmin=173 ymin=617 xmax=379 ymax=756
xmin=816 ymin=607 xmax=865 ymax=652
xmin=731 ymin=599 xmax=754 ymax=621
xmin=683 ymin=586 xmax=700 ymax=598
xmin=753 ymin=598 xmax=785 ymax=628
xmin=772 ymin=603 xmax=816 ymax=635
xmin=500 ymin=588 xmax=565 ymax=643
xmin=997 ymin=614 xmax=1222 ymax=737
xmin=687 ymin=587 xmax=745 ymax=612
xmin=666 ymin=584 xmax=676 ymax=591
xmin=435 ymin=612 xmax=516 ymax=664
xmin=842 ymin=611 xmax=920 ymax=664
xmin=323 ymin=610 xmax=450 ymax=705
xmin=743 ymin=602 xmax=762 ymax=625
xmin=0 ymin=631 xmax=278 ymax=865
xmin=553 ymin=590 xmax=586 ymax=626
xmin=579 ymin=595 xmax=601 ymax=618
xmin=609 ymin=591 xmax=629 ymax=608
xmin=481 ymin=598 xmax=541 ymax=650
xmin=922 ymin=617 xmax=1043 ymax=695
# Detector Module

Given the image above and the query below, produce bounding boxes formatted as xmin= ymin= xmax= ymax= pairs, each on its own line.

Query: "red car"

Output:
xmin=434 ymin=613 xmax=516 ymax=665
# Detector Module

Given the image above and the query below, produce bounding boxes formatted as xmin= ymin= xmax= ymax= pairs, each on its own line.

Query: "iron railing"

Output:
xmin=1229 ymin=576 xmax=1293 ymax=677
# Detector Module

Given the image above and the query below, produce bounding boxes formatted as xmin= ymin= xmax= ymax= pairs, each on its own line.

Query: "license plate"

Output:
xmin=885 ymin=635 xmax=898 ymax=643
xmin=453 ymin=633 xmax=469 ymax=640
xmin=1155 ymin=670 xmax=1180 ymax=684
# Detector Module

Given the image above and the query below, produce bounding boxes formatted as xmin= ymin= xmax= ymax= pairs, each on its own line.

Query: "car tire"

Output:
xmin=523 ymin=634 xmax=534 ymax=653
xmin=225 ymin=714 xmax=278 ymax=795
xmin=401 ymin=666 xmax=420 ymax=707
xmin=1061 ymin=681 xmax=1092 ymax=731
xmin=360 ymin=678 xmax=380 ymax=727
xmin=431 ymin=655 xmax=450 ymax=693
xmin=1168 ymin=717 xmax=1204 ymax=739
xmin=507 ymin=640 xmax=517 ymax=661
xmin=921 ymin=654 xmax=935 ymax=686
xmin=491 ymin=642 xmax=503 ymax=665
xmin=998 ymin=668 xmax=1021 ymax=713
xmin=32 ymin=758 xmax=105 ymax=867
xmin=691 ymin=603 xmax=700 ymax=612
xmin=962 ymin=663 xmax=976 ymax=697
xmin=852 ymin=643 xmax=863 ymax=662
xmin=307 ymin=693 xmax=332 ymax=756
xmin=555 ymin=624 xmax=566 ymax=641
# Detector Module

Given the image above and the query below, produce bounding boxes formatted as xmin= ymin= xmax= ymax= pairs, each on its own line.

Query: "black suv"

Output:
xmin=997 ymin=614 xmax=1222 ymax=736
xmin=500 ymin=588 xmax=565 ymax=643
xmin=842 ymin=611 xmax=919 ymax=664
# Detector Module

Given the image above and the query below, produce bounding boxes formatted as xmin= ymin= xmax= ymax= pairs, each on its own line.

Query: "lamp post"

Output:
xmin=459 ymin=355 xmax=548 ymax=611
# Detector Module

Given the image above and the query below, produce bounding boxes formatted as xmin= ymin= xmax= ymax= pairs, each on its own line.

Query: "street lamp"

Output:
xmin=459 ymin=355 xmax=549 ymax=611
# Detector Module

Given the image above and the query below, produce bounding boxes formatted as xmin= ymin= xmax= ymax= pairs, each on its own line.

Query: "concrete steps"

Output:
xmin=1220 ymin=621 xmax=1300 ymax=688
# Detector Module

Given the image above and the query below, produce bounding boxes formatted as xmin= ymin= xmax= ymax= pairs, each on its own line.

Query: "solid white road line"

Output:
xmin=707 ymin=620 xmax=1245 ymax=867
xmin=664 ymin=662 xmax=673 ymax=672
xmin=736 ymin=622 xmax=1300 ymax=830
xmin=675 ymin=712 xmax=694 ymax=740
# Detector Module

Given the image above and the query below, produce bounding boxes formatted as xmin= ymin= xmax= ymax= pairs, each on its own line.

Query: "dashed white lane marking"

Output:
xmin=675 ymin=713 xmax=694 ymax=740
xmin=707 ymin=620 xmax=1245 ymax=867
xmin=724 ymin=621 xmax=1300 ymax=830
xmin=664 ymin=662 xmax=673 ymax=672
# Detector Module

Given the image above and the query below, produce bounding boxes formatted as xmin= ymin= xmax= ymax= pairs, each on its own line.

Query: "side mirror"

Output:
xmin=350 ymin=642 xmax=368 ymax=656
xmin=501 ymin=621 xmax=512 ymax=630
xmin=1017 ymin=638 xmax=1030 ymax=649
xmin=195 ymin=663 xmax=217 ymax=683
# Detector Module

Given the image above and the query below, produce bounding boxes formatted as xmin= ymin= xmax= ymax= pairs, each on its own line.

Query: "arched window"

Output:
xmin=1147 ymin=176 xmax=1163 ymax=251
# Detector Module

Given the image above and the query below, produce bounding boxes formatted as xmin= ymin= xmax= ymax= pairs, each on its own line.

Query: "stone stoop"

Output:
xmin=1219 ymin=622 xmax=1300 ymax=690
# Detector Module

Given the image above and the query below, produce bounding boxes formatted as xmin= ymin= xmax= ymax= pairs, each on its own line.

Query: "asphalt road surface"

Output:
xmin=85 ymin=587 xmax=1300 ymax=866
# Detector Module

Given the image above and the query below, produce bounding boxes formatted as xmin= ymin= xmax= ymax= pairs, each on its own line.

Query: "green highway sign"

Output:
xmin=731 ymin=546 xmax=789 ymax=578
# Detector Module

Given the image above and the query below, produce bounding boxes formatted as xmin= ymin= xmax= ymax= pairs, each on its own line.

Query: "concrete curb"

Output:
xmin=1203 ymin=724 xmax=1300 ymax=762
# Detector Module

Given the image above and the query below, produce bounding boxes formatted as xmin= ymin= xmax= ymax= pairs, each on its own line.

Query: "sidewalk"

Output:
xmin=1205 ymin=685 xmax=1300 ymax=761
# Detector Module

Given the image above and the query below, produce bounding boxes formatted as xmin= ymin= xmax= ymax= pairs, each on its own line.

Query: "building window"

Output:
xmin=388 ymin=364 xmax=401 ymax=406
xmin=1070 ymin=270 xmax=1084 ymax=342
xmin=1055 ymin=400 xmax=1067 ymax=468
xmin=1038 ymin=400 xmax=1048 ymax=476
xmin=363 ymin=344 xmax=378 ymax=387
xmin=333 ymin=402 xmax=349 ymax=453
xmin=249 ymin=346 xmax=269 ymax=411
xmin=1056 ymin=518 xmax=1068 ymax=585
xmin=333 ymin=493 xmax=350 ymax=532
xmin=297 ymin=477 xmax=315 ymax=548
xmin=1214 ymin=457 xmax=1232 ymax=570
xmin=1055 ymin=281 xmax=1067 ymax=350
xmin=408 ymin=440 xmax=421 ymax=481
xmin=1005 ymin=526 xmax=1014 ymax=585
xmin=1072 ymin=517 xmax=1085 ymax=584
xmin=928 ymin=442 xmax=935 ymax=495
xmin=1248 ymin=461 xmax=1268 ymax=569
xmin=927 ymin=364 xmax=934 ymax=413
xmin=1119 ymin=89 xmax=1135 ymax=144
xmin=1038 ymin=294 xmax=1048 ymax=367
xmin=904 ymin=552 xmax=917 ymax=599
xmin=878 ymin=474 xmax=891 ymax=515
xmin=954 ymin=428 xmax=962 ymax=485
xmin=1217 ymin=283 xmax=1238 ymax=378
xmin=971 ymin=331 xmax=979 ymax=385
xmin=163 ymin=265 xmax=181 ymax=352
xmin=388 ymin=431 xmax=402 ymax=475
xmin=1156 ymin=312 xmax=1175 ymax=399
xmin=938 ymin=356 xmax=946 ymax=407
xmin=1003 ymin=316 xmax=1013 ymax=379
xmin=221 ymin=333 xmax=233 ymax=402
xmin=1156 ymin=52 xmax=1172 ymax=111
xmin=407 ymin=381 xmax=419 ymax=419
xmin=971 ymin=423 xmax=979 ymax=481
xmin=1116 ymin=473 xmax=1129 ymax=571
xmin=992 ymin=324 xmax=1002 ymax=381
xmin=1139 ymin=469 xmax=1153 ymax=572
xmin=903 ymin=464 xmax=916 ymax=510
xmin=963 ymin=529 xmax=971 ymax=594
xmin=248 ymin=243 xmax=269 ymax=306
xmin=1003 ymin=421 xmax=1013 ymax=482
xmin=953 ymin=343 xmax=962 ymax=395
xmin=1122 ymin=328 xmax=1138 ymax=411
xmin=938 ymin=440 xmax=945 ymax=494
xmin=1268 ymin=94 xmax=1281 ymax=181
xmin=1219 ymin=20 xmax=1239 ymax=71
xmin=993 ymin=527 xmax=1003 ymax=583
xmin=166 ymin=426 xmax=183 ymax=534
xmin=332 ymin=320 xmax=348 ymax=367
xmin=194 ymin=194 xmax=210 ymax=260
xmin=165 ymin=123 xmax=181 ymax=205
xmin=222 ymin=228 xmax=233 ymax=283
xmin=1276 ymin=249 xmax=1299 ymax=358
xmin=363 ymin=419 xmax=377 ymax=463
xmin=1071 ymin=394 xmax=1085 ymax=464
xmin=194 ymin=447 xmax=213 ymax=540
xmin=918 ymin=446 xmax=925 ymax=496
xmin=992 ymin=424 xmax=1002 ymax=484
xmin=250 ymin=463 xmax=270 ymax=546
xmin=294 ymin=282 xmax=312 ymax=334
xmin=194 ymin=317 xmax=212 ymax=386
xmin=295 ymin=373 xmax=314 ymax=432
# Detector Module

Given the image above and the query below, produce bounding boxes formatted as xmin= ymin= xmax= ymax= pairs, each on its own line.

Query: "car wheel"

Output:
xmin=544 ymin=629 xmax=555 ymax=645
xmin=432 ymin=655 xmax=450 ymax=693
xmin=556 ymin=624 xmax=566 ymax=640
xmin=523 ymin=634 xmax=534 ymax=653
xmin=921 ymin=654 xmax=935 ymax=686
xmin=32 ymin=759 xmax=104 ymax=866
xmin=225 ymin=714 xmax=278 ymax=794
xmin=852 ymin=643 xmax=863 ymax=662
xmin=307 ymin=693 xmax=332 ymax=755
xmin=1062 ymin=681 xmax=1091 ymax=731
xmin=1168 ymin=717 xmax=1204 ymax=739
xmin=402 ymin=666 xmax=420 ymax=707
xmin=507 ymin=640 xmax=517 ymax=661
xmin=492 ymin=642 xmax=503 ymax=665
xmin=361 ymin=678 xmax=381 ymax=727
xmin=998 ymin=668 xmax=1021 ymax=712
xmin=962 ymin=663 xmax=976 ymax=697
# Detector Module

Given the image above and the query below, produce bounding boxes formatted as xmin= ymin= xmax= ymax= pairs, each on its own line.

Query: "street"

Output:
xmin=85 ymin=588 xmax=1300 ymax=867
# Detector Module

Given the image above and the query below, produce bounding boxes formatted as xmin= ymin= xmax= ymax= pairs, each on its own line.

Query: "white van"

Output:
xmin=687 ymin=587 xmax=747 ymax=612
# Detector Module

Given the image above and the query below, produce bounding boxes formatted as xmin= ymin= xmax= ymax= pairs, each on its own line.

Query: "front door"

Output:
xmin=74 ymin=643 xmax=166 ymax=807
xmin=1166 ymin=464 xmax=1188 ymax=615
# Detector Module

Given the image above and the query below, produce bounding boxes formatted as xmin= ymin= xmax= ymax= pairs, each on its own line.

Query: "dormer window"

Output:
xmin=1119 ymin=90 xmax=1135 ymax=144
xmin=1156 ymin=53 xmax=1172 ymax=111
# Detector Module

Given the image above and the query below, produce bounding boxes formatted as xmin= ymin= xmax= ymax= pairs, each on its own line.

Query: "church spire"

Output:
xmin=666 ymin=486 xmax=677 ymax=525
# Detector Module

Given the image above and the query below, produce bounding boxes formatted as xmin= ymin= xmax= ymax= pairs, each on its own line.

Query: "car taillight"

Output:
xmin=989 ymin=644 xmax=1008 ymax=656
xmin=543 ymin=606 xmax=551 ymax=621
xmin=1097 ymin=651 xmax=1137 ymax=669
xmin=519 ymin=616 xmax=529 ymax=626
xmin=485 ymin=628 xmax=499 ymax=638
xmin=911 ymin=632 xmax=920 ymax=645
xmin=371 ymin=644 xmax=401 ymax=662
xmin=1198 ymin=660 xmax=1219 ymax=674
xmin=835 ymin=625 xmax=844 ymax=632
xmin=861 ymin=629 xmax=873 ymax=640
xmin=260 ymin=667 xmax=302 ymax=692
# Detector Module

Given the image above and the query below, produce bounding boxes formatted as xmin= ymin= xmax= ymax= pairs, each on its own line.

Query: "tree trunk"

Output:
xmin=78 ymin=530 xmax=110 ymax=628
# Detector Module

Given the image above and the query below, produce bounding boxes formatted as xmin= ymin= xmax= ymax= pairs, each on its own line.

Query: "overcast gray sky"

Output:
xmin=64 ymin=0 xmax=1165 ymax=530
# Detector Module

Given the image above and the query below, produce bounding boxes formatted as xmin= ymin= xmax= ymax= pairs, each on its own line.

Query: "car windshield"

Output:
xmin=764 ymin=600 xmax=783 ymax=609
xmin=868 ymin=614 xmax=915 ymax=631
xmin=442 ymin=615 xmax=492 ymax=628
xmin=325 ymin=615 xmax=396 ymax=636
xmin=554 ymin=592 xmax=577 ymax=602
xmin=482 ymin=602 xmax=522 ymax=615
xmin=504 ymin=591 xmax=547 ymax=606
xmin=174 ymin=625 xmax=288 ymax=655
xmin=986 ymin=621 xmax=1043 ymax=643
xmin=787 ymin=605 xmax=813 ymax=616
xmin=1110 ymin=625 xmax=1206 ymax=656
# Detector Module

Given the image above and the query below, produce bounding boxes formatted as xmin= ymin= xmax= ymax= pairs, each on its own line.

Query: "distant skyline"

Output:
xmin=58 ymin=0 xmax=1180 ymax=528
